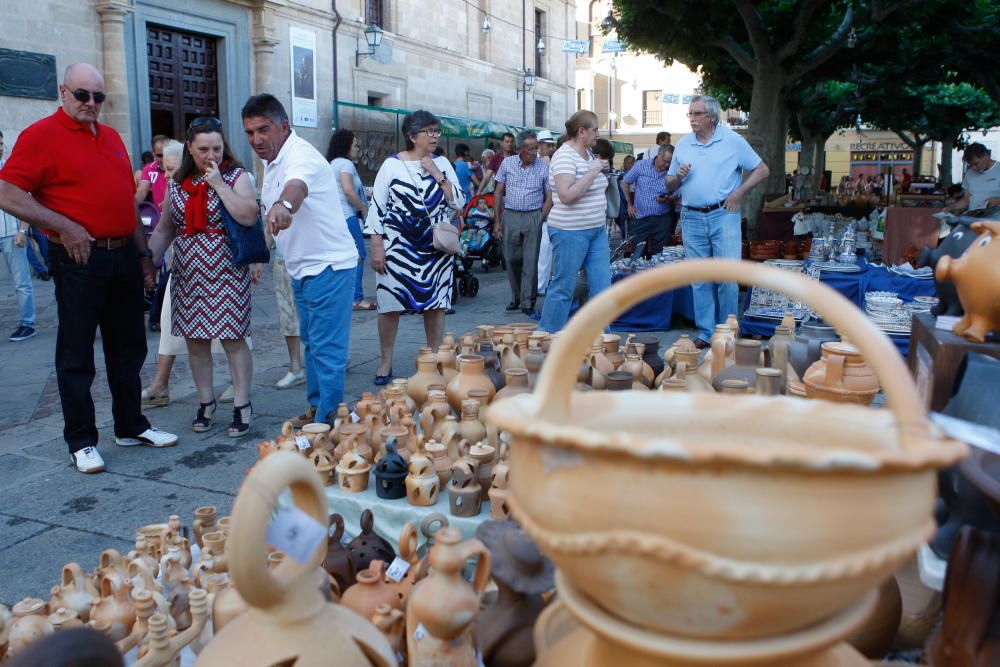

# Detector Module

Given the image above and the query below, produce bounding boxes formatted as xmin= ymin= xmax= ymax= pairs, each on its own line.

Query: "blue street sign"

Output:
xmin=562 ymin=39 xmax=589 ymax=54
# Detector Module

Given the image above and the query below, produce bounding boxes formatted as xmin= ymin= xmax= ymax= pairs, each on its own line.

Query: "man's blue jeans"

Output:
xmin=0 ymin=236 xmax=36 ymax=327
xmin=680 ymin=207 xmax=741 ymax=342
xmin=291 ymin=265 xmax=353 ymax=423
xmin=346 ymin=215 xmax=366 ymax=303
xmin=539 ymin=225 xmax=611 ymax=333
xmin=26 ymin=228 xmax=50 ymax=276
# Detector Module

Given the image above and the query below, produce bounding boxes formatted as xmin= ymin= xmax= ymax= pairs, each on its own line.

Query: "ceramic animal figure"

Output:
xmin=919 ymin=219 xmax=977 ymax=317
xmin=936 ymin=220 xmax=1000 ymax=342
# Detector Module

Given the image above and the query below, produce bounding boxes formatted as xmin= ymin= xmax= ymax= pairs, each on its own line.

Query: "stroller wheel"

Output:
xmin=458 ymin=275 xmax=468 ymax=296
xmin=467 ymin=276 xmax=480 ymax=297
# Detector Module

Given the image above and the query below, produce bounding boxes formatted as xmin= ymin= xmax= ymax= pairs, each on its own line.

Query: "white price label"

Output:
xmin=350 ymin=411 xmax=361 ymax=423
xmin=931 ymin=412 xmax=1000 ymax=456
xmin=385 ymin=556 xmax=411 ymax=583
xmin=413 ymin=623 xmax=427 ymax=642
xmin=266 ymin=505 xmax=326 ymax=565
xmin=295 ymin=435 xmax=311 ymax=450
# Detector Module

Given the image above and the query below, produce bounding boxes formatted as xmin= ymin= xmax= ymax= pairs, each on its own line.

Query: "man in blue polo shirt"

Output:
xmin=624 ymin=143 xmax=675 ymax=254
xmin=667 ymin=94 xmax=769 ymax=348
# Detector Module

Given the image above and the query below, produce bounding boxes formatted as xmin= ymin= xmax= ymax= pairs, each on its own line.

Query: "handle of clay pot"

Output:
xmin=329 ymin=513 xmax=345 ymax=542
xmin=420 ymin=513 xmax=449 ymax=540
xmin=227 ymin=451 xmax=328 ymax=610
xmin=460 ymin=538 xmax=493 ymax=595
xmin=399 ymin=522 xmax=418 ymax=560
xmin=535 ymin=259 xmax=929 ymax=436
xmin=825 ymin=352 xmax=845 ymax=386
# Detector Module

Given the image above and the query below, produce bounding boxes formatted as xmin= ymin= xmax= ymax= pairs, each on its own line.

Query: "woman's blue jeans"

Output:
xmin=346 ymin=215 xmax=366 ymax=302
xmin=538 ymin=225 xmax=611 ymax=333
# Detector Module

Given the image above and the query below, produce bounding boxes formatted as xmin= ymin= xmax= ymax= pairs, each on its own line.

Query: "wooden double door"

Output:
xmin=147 ymin=24 xmax=219 ymax=142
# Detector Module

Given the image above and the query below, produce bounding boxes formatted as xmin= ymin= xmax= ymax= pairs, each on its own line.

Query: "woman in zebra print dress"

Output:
xmin=364 ymin=110 xmax=465 ymax=384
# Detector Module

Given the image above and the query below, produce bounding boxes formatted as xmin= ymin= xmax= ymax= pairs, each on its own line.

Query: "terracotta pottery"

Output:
xmin=89 ymin=573 xmax=136 ymax=641
xmin=424 ymin=439 xmax=454 ymax=488
xmin=621 ymin=352 xmax=655 ymax=388
xmin=605 ymin=370 xmax=634 ymax=391
xmin=788 ymin=319 xmax=839 ymax=379
xmin=846 ymin=576 xmax=902 ymax=659
xmin=8 ymin=598 xmax=52 ymax=657
xmin=48 ymin=562 xmax=97 ymax=623
xmin=341 ymin=560 xmax=401 ymax=621
xmin=301 ymin=422 xmax=332 ymax=453
xmin=333 ymin=423 xmax=367 ymax=462
xmin=196 ymin=453 xmax=395 ymax=666
xmin=631 ymin=335 xmax=665 ymax=379
xmin=97 ymin=548 xmax=130 ymax=585
xmin=458 ymin=398 xmax=486 ymax=446
xmin=768 ymin=325 xmax=798 ymax=392
xmin=443 ymin=331 xmax=456 ymax=349
xmin=355 ymin=391 xmax=377 ymax=421
xmin=937 ymin=220 xmax=1000 ymax=342
xmin=494 ymin=367 xmax=531 ymax=403
xmin=477 ymin=324 xmax=494 ymax=343
xmin=601 ymin=334 xmax=624 ymax=369
xmin=665 ymin=361 xmax=714 ymax=393
xmin=408 ymin=354 xmax=447 ymax=408
xmin=208 ymin=573 xmax=247 ymax=635
xmin=500 ymin=342 xmax=527 ymax=374
xmin=469 ymin=440 xmax=496 ymax=501
xmin=669 ymin=335 xmax=700 ymax=371
xmin=448 ymin=456 xmax=482 ymax=518
xmin=491 ymin=326 xmax=513 ymax=347
xmin=489 ymin=444 xmax=512 ymax=519
xmin=373 ymin=438 xmax=408 ymax=499
xmin=406 ymin=442 xmax=441 ymax=506
xmin=335 ymin=446 xmax=371 ymax=493
xmin=446 ymin=354 xmax=496 ymax=411
xmin=200 ymin=530 xmax=229 ymax=577
xmin=699 ymin=324 xmax=735 ymax=381
xmin=347 ymin=509 xmax=396 ymax=572
xmin=803 ymin=341 xmax=879 ymax=405
xmin=322 ymin=514 xmax=357 ymax=594
xmin=524 ymin=342 xmax=546 ymax=386
xmin=407 ymin=527 xmax=491 ymax=666
xmin=755 ymin=368 xmax=783 ymax=396
xmin=47 ymin=606 xmax=82 ymax=630
xmin=437 ymin=344 xmax=459 ymax=382
xmin=725 ymin=313 xmax=741 ymax=338
xmin=476 ymin=520 xmax=555 ymax=667
xmin=712 ymin=339 xmax=763 ymax=392
xmin=720 ymin=378 xmax=750 ymax=394
xmin=372 ymin=603 xmax=406 ymax=660
xmin=390 ymin=522 xmax=429 ymax=607
xmin=486 ymin=259 xmax=967 ymax=640
xmin=376 ymin=425 xmax=411 ymax=464
xmin=438 ymin=415 xmax=464 ymax=460
xmin=508 ymin=321 xmax=539 ymax=333
xmin=309 ymin=449 xmax=336 ymax=486
xmin=332 ymin=403 xmax=351 ymax=443
xmin=420 ymin=389 xmax=453 ymax=443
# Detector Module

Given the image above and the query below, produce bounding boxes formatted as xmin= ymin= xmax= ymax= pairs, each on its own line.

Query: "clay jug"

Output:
xmin=712 ymin=339 xmax=763 ymax=392
xmin=439 ymin=415 xmax=464 ymax=460
xmin=621 ymin=352 xmax=655 ymax=388
xmin=48 ymin=563 xmax=98 ymax=623
xmin=192 ymin=506 xmax=217 ymax=550
xmin=8 ymin=598 xmax=52 ymax=657
xmin=631 ymin=335 xmax=665 ymax=379
xmin=499 ymin=342 xmax=527 ymax=374
xmin=458 ymin=399 xmax=487 ymax=447
xmin=803 ymin=341 xmax=879 ymax=405
xmin=700 ymin=324 xmax=736 ymax=381
xmin=199 ymin=530 xmax=229 ymax=579
xmin=302 ymin=422 xmax=332 ymax=453
xmin=665 ymin=360 xmax=714 ymax=393
xmin=390 ymin=522 xmax=429 ymax=607
xmin=446 ymin=354 xmax=496 ymax=411
xmin=779 ymin=311 xmax=796 ymax=333
xmin=489 ymin=444 xmax=512 ymax=520
xmin=469 ymin=440 xmax=496 ymax=501
xmin=341 ymin=560 xmax=401 ymax=621
xmin=334 ymin=424 xmax=369 ymax=462
xmin=768 ymin=325 xmax=797 ymax=393
xmin=476 ymin=325 xmax=494 ymax=344
xmin=425 ymin=439 xmax=454 ymax=487
xmin=437 ymin=344 xmax=459 ymax=382
xmin=47 ymin=606 xmax=82 ymax=630
xmin=406 ymin=442 xmax=441 ymax=506
xmin=494 ymin=367 xmax=531 ymax=403
xmin=524 ymin=341 xmax=546 ymax=386
xmin=375 ymin=425 xmax=409 ymax=463
xmin=97 ymin=548 xmax=130 ymax=585
xmin=789 ymin=318 xmax=839 ymax=379
xmin=355 ymin=391 xmax=377 ymax=420
xmin=323 ymin=514 xmax=357 ymax=593
xmin=420 ymin=389 xmax=452 ymax=442
xmin=601 ymin=334 xmax=624 ymax=369
xmin=207 ymin=573 xmax=247 ymax=634
xmin=372 ymin=603 xmax=406 ymax=660
xmin=755 ymin=368 xmax=783 ymax=396
xmin=491 ymin=326 xmax=513 ymax=347
xmin=391 ymin=378 xmax=418 ymax=415
xmin=479 ymin=343 xmax=506 ymax=391
xmin=449 ymin=456 xmax=482 ymax=518
xmin=347 ymin=509 xmax=396 ymax=572
xmin=89 ymin=573 xmax=136 ymax=641
xmin=332 ymin=403 xmax=351 ymax=443
xmin=726 ymin=313 xmax=741 ymax=338
xmin=407 ymin=528 xmax=491 ymax=666
xmin=443 ymin=331 xmax=456 ymax=349
xmin=408 ymin=354 xmax=447 ymax=411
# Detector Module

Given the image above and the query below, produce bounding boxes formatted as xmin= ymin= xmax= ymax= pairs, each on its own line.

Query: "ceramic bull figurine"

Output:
xmin=936 ymin=220 xmax=1000 ymax=342
xmin=919 ymin=218 xmax=978 ymax=317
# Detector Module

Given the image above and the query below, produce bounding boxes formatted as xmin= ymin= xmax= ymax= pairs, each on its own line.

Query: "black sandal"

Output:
xmin=228 ymin=401 xmax=253 ymax=438
xmin=192 ymin=400 xmax=217 ymax=432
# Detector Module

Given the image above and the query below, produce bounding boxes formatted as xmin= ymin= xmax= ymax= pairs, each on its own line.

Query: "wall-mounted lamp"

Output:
xmin=355 ymin=24 xmax=384 ymax=66
xmin=482 ymin=17 xmax=491 ymax=34
xmin=536 ymin=37 xmax=545 ymax=54
xmin=516 ymin=68 xmax=535 ymax=99
xmin=600 ymin=11 xmax=618 ymax=32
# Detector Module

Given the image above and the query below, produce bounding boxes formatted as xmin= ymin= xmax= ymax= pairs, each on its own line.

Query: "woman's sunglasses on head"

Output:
xmin=190 ymin=116 xmax=223 ymax=130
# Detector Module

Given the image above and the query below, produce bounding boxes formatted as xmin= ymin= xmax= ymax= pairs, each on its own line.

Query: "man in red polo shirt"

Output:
xmin=0 ymin=62 xmax=178 ymax=474
xmin=135 ymin=134 xmax=170 ymax=208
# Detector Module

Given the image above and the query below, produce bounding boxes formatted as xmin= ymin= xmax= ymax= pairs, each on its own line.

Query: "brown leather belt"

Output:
xmin=50 ymin=235 xmax=131 ymax=250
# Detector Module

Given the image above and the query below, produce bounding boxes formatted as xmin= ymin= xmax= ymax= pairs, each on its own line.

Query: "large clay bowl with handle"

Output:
xmin=487 ymin=259 xmax=966 ymax=640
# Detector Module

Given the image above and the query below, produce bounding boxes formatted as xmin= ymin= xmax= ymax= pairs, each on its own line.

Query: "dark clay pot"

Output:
xmin=323 ymin=514 xmax=357 ymax=593
xmin=630 ymin=335 xmax=664 ymax=379
xmin=347 ymin=509 xmax=395 ymax=572
xmin=374 ymin=438 xmax=408 ymax=499
xmin=788 ymin=319 xmax=839 ymax=380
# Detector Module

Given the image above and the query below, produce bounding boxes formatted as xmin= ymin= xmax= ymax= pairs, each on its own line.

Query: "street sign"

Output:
xmin=562 ymin=39 xmax=589 ymax=54
xmin=602 ymin=39 xmax=625 ymax=53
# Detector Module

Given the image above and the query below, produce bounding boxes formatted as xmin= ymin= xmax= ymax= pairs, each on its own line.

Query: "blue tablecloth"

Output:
xmin=739 ymin=260 xmax=936 ymax=356
xmin=608 ymin=272 xmax=696 ymax=332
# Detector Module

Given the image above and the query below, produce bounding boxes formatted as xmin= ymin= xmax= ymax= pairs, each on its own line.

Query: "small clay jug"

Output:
xmin=8 ymin=598 xmax=53 ymax=657
xmin=524 ymin=341 xmax=546 ymax=386
xmin=376 ymin=425 xmax=410 ymax=464
xmin=347 ymin=509 xmax=396 ymax=572
xmin=803 ymin=340 xmax=879 ymax=405
xmin=494 ymin=367 xmax=531 ymax=403
xmin=391 ymin=377 xmax=417 ymax=415
xmin=89 ymin=573 xmax=136 ymax=641
xmin=458 ymin=399 xmax=487 ymax=446
xmin=408 ymin=354 xmax=447 ymax=408
xmin=48 ymin=562 xmax=98 ymax=623
xmin=768 ymin=325 xmax=797 ymax=392
xmin=447 ymin=354 xmax=496 ymax=411
xmin=373 ymin=438 xmax=408 ymax=499
xmin=755 ymin=368 xmax=783 ymax=396
xmin=712 ymin=339 xmax=763 ymax=392
xmin=469 ymin=440 xmax=496 ymax=501
xmin=443 ymin=331 xmax=456 ymax=349
xmin=621 ymin=352 xmax=654 ymax=388
xmin=604 ymin=370 xmax=634 ymax=391
xmin=437 ymin=344 xmax=459 ymax=382
xmin=631 ymin=334 xmax=664 ymax=379
xmin=489 ymin=444 xmax=512 ymax=520
xmin=499 ymin=341 xmax=527 ymax=374
xmin=601 ymin=334 xmax=624 ymax=369
xmin=478 ymin=342 xmax=505 ymax=391
xmin=341 ymin=560 xmax=401 ymax=621
xmin=407 ymin=528 xmax=491 ymax=665
xmin=390 ymin=522 xmax=429 ymax=607
xmin=425 ymin=439 xmax=454 ymax=488
xmin=438 ymin=415 xmax=464 ymax=460
xmin=332 ymin=403 xmax=351 ymax=443
xmin=323 ymin=514 xmax=357 ymax=593
xmin=301 ymin=422 xmax=332 ymax=452
xmin=47 ymin=606 xmax=82 ymax=630
xmin=406 ymin=442 xmax=441 ymax=507
xmin=700 ymin=323 xmax=735 ymax=381
xmin=448 ymin=456 xmax=482 ymax=518
xmin=372 ymin=603 xmax=406 ymax=659
xmin=726 ymin=313 xmax=741 ymax=338
xmin=420 ymin=390 xmax=453 ymax=443
xmin=789 ymin=318 xmax=839 ymax=379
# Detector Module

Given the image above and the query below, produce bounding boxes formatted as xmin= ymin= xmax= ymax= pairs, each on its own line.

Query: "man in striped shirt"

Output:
xmin=494 ymin=130 xmax=552 ymax=315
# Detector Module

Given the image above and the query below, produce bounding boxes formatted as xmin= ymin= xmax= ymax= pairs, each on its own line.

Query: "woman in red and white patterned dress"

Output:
xmin=149 ymin=117 xmax=259 ymax=437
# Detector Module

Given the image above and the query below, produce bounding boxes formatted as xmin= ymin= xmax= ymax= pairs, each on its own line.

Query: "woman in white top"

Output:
xmin=538 ymin=110 xmax=613 ymax=333
xmin=364 ymin=110 xmax=464 ymax=384
xmin=327 ymin=128 xmax=374 ymax=310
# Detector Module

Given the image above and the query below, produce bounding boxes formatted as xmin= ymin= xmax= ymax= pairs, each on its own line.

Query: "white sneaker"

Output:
xmin=71 ymin=446 xmax=106 ymax=473
xmin=219 ymin=385 xmax=235 ymax=403
xmin=115 ymin=427 xmax=179 ymax=448
xmin=275 ymin=370 xmax=306 ymax=390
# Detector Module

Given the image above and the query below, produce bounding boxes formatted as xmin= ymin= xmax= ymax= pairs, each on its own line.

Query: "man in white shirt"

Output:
xmin=241 ymin=94 xmax=358 ymax=425
xmin=946 ymin=143 xmax=1000 ymax=213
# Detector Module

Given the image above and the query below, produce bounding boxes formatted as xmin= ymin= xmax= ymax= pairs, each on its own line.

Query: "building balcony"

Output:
xmin=642 ymin=109 xmax=662 ymax=127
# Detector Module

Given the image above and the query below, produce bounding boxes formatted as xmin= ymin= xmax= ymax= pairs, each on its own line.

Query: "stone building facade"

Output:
xmin=0 ymin=0 xmax=575 ymax=170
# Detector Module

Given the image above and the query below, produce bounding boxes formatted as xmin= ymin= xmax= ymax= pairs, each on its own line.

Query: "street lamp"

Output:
xmin=482 ymin=16 xmax=491 ymax=33
xmin=355 ymin=23 xmax=384 ymax=66
xmin=517 ymin=68 xmax=535 ymax=126
xmin=847 ymin=27 xmax=857 ymax=49
xmin=600 ymin=11 xmax=618 ymax=32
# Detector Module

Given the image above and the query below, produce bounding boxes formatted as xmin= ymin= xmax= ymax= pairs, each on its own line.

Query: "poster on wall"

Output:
xmin=289 ymin=26 xmax=318 ymax=128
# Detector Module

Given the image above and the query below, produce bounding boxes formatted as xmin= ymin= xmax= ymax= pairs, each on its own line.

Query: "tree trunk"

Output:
xmin=939 ymin=137 xmax=954 ymax=186
xmin=745 ymin=72 xmax=789 ymax=239
xmin=912 ymin=142 xmax=924 ymax=177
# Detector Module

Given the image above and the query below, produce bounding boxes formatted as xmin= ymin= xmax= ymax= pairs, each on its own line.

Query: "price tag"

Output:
xmin=385 ymin=556 xmax=411 ymax=583
xmin=931 ymin=412 xmax=1000 ymax=456
xmin=350 ymin=411 xmax=361 ymax=423
xmin=413 ymin=623 xmax=427 ymax=642
xmin=295 ymin=435 xmax=311 ymax=450
xmin=266 ymin=505 xmax=326 ymax=564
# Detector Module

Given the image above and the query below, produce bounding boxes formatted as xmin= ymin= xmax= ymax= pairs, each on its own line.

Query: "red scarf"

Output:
xmin=180 ymin=161 xmax=232 ymax=235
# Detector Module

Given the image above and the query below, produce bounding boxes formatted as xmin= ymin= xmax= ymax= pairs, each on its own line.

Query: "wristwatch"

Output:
xmin=278 ymin=200 xmax=294 ymax=212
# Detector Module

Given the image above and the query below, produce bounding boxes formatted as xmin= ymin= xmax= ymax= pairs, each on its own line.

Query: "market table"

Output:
xmin=882 ymin=207 xmax=940 ymax=265
xmin=608 ymin=272 xmax=695 ymax=331
xmin=758 ymin=207 xmax=802 ymax=241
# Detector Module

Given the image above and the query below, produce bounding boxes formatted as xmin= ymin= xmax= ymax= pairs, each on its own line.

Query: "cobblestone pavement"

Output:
xmin=0 ymin=253 xmax=695 ymax=605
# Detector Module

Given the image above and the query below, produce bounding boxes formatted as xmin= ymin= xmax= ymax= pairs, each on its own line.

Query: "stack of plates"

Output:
xmin=811 ymin=260 xmax=862 ymax=273
xmin=888 ymin=265 xmax=934 ymax=280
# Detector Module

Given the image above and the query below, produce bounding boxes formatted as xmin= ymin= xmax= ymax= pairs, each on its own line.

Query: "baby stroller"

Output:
xmin=454 ymin=209 xmax=480 ymax=299
xmin=460 ymin=193 xmax=503 ymax=274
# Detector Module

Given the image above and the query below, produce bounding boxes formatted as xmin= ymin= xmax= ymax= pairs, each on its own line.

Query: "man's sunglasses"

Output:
xmin=190 ymin=116 xmax=223 ymax=130
xmin=70 ymin=89 xmax=106 ymax=104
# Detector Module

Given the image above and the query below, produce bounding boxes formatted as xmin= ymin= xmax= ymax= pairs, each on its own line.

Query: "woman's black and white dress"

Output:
xmin=363 ymin=155 xmax=465 ymax=312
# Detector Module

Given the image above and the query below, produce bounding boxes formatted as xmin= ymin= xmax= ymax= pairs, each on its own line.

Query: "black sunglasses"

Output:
xmin=70 ymin=89 xmax=106 ymax=104
xmin=190 ymin=116 xmax=223 ymax=130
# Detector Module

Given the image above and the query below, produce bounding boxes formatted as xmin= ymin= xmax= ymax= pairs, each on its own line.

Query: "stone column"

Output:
xmin=252 ymin=4 xmax=281 ymax=94
xmin=92 ymin=0 xmax=134 ymax=149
